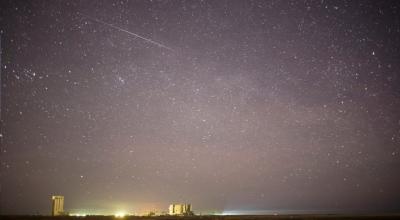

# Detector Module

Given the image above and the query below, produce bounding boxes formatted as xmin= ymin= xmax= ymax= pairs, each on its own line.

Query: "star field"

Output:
xmin=0 ymin=0 xmax=400 ymax=215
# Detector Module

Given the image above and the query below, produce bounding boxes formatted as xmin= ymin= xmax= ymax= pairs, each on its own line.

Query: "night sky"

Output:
xmin=1 ymin=0 xmax=400 ymax=216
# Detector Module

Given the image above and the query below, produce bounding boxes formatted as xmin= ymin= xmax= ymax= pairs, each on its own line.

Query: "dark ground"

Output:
xmin=1 ymin=215 xmax=400 ymax=220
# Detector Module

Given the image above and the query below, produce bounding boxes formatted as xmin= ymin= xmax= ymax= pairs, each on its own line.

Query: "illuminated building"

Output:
xmin=51 ymin=195 xmax=64 ymax=216
xmin=168 ymin=204 xmax=192 ymax=215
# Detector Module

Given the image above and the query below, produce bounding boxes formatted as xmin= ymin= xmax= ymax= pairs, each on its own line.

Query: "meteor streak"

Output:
xmin=79 ymin=12 xmax=174 ymax=52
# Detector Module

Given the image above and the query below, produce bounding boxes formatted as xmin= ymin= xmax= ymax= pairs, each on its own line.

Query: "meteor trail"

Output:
xmin=79 ymin=12 xmax=174 ymax=52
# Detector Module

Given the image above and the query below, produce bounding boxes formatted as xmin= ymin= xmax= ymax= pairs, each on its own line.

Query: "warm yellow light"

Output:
xmin=114 ymin=212 xmax=126 ymax=218
xmin=70 ymin=213 xmax=87 ymax=217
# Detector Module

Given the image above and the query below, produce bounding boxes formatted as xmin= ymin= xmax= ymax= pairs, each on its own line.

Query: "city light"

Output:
xmin=70 ymin=213 xmax=87 ymax=217
xmin=114 ymin=212 xmax=126 ymax=218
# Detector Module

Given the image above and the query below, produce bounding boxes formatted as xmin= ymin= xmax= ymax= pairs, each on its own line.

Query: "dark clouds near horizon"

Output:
xmin=1 ymin=0 xmax=400 ymax=215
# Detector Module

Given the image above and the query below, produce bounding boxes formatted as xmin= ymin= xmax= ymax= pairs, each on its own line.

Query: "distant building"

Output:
xmin=169 ymin=204 xmax=192 ymax=215
xmin=51 ymin=195 xmax=64 ymax=216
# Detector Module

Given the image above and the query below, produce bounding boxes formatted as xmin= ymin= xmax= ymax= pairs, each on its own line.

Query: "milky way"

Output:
xmin=0 ymin=0 xmax=400 ymax=215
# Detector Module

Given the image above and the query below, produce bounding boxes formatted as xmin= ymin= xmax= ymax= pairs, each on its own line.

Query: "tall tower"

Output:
xmin=51 ymin=196 xmax=64 ymax=216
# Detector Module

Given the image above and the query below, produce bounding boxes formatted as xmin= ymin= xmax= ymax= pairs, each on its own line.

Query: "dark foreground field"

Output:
xmin=1 ymin=215 xmax=400 ymax=220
